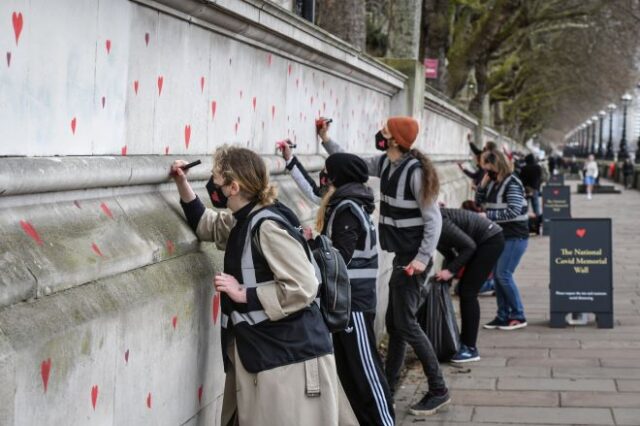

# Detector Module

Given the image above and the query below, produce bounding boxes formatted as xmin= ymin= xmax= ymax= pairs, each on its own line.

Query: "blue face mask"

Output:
xmin=206 ymin=177 xmax=229 ymax=208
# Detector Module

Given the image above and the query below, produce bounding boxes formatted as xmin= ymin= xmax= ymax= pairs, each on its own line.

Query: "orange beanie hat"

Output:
xmin=387 ymin=117 xmax=419 ymax=150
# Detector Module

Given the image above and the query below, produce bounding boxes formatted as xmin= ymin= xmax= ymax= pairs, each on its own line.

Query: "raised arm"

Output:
xmin=285 ymin=156 xmax=323 ymax=205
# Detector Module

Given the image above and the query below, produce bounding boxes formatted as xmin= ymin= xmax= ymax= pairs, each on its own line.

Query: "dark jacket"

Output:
xmin=437 ymin=208 xmax=503 ymax=274
xmin=519 ymin=155 xmax=543 ymax=192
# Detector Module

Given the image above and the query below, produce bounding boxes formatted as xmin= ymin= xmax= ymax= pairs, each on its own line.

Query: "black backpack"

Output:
xmin=252 ymin=218 xmax=351 ymax=333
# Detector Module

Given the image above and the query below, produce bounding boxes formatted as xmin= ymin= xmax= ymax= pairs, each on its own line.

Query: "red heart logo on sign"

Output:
xmin=41 ymin=358 xmax=52 ymax=392
xmin=12 ymin=12 xmax=23 ymax=46
xmin=553 ymin=189 xmax=559 ymax=195
xmin=91 ymin=385 xmax=99 ymax=410
xmin=576 ymin=228 xmax=587 ymax=238
xmin=184 ymin=125 xmax=191 ymax=149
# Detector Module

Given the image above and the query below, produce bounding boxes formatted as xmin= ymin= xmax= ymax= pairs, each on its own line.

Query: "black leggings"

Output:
xmin=458 ymin=233 xmax=505 ymax=347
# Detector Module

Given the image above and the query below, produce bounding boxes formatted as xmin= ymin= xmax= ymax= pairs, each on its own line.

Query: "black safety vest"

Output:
xmin=325 ymin=199 xmax=379 ymax=312
xmin=221 ymin=204 xmax=333 ymax=373
xmin=378 ymin=155 xmax=424 ymax=254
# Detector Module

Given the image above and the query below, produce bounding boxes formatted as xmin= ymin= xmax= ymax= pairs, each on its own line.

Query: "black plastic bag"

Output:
xmin=418 ymin=277 xmax=460 ymax=362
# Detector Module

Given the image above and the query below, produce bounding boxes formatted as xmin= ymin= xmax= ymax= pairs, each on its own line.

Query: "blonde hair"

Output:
xmin=212 ymin=145 xmax=277 ymax=204
xmin=315 ymin=186 xmax=336 ymax=232
xmin=481 ymin=149 xmax=513 ymax=181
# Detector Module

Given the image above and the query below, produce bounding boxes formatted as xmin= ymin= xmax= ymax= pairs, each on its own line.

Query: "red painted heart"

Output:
xmin=288 ymin=64 xmax=292 ymax=76
xmin=105 ymin=40 xmax=111 ymax=54
xmin=101 ymin=96 xmax=106 ymax=108
xmin=267 ymin=53 xmax=272 ymax=66
xmin=172 ymin=315 xmax=178 ymax=329
xmin=121 ymin=146 xmax=127 ymax=156
xmin=71 ymin=117 xmax=77 ymax=135
xmin=91 ymin=385 xmax=99 ymax=410
xmin=234 ymin=122 xmax=239 ymax=135
xmin=212 ymin=293 xmax=220 ymax=324
xmin=146 ymin=392 xmax=152 ymax=409
xmin=211 ymin=100 xmax=217 ymax=120
xmin=296 ymin=78 xmax=299 ymax=88
xmin=198 ymin=385 xmax=203 ymax=404
xmin=100 ymin=202 xmax=114 ymax=219
xmin=41 ymin=359 xmax=52 ymax=392
xmin=252 ymin=97 xmax=257 ymax=111
xmin=157 ymin=76 xmax=163 ymax=96
xmin=200 ymin=76 xmax=205 ymax=93
xmin=6 ymin=52 xmax=11 ymax=67
xmin=20 ymin=220 xmax=43 ymax=245
xmin=576 ymin=228 xmax=587 ymax=238
xmin=184 ymin=125 xmax=191 ymax=149
xmin=91 ymin=243 xmax=104 ymax=257
xmin=164 ymin=146 xmax=169 ymax=155
xmin=310 ymin=96 xmax=314 ymax=105
xmin=12 ymin=12 xmax=23 ymax=46
xmin=239 ymin=90 xmax=243 ymax=98
xmin=166 ymin=240 xmax=175 ymax=255
xmin=124 ymin=349 xmax=129 ymax=364
xmin=133 ymin=80 xmax=139 ymax=95
xmin=144 ymin=32 xmax=150 ymax=46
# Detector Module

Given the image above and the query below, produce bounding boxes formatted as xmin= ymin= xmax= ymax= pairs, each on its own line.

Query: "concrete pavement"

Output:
xmin=396 ymin=180 xmax=640 ymax=425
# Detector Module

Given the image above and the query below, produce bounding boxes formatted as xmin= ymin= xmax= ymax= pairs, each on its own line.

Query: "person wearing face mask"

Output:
xmin=475 ymin=149 xmax=529 ymax=331
xmin=171 ymin=146 xmax=339 ymax=426
xmin=320 ymin=117 xmax=450 ymax=417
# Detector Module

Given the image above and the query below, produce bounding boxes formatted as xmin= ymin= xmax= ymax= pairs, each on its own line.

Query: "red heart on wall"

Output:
xmin=252 ymin=97 xmax=256 ymax=111
xmin=157 ymin=76 xmax=164 ymax=96
xmin=133 ymin=80 xmax=139 ymax=95
xmin=71 ymin=117 xmax=77 ymax=135
xmin=146 ymin=392 xmax=152 ymax=409
xmin=20 ymin=220 xmax=43 ymax=245
xmin=166 ymin=240 xmax=175 ymax=255
xmin=164 ymin=146 xmax=169 ymax=155
xmin=212 ymin=293 xmax=220 ymax=324
xmin=288 ymin=64 xmax=292 ymax=76
xmin=198 ymin=385 xmax=203 ymax=404
xmin=41 ymin=359 xmax=52 ymax=392
xmin=6 ymin=52 xmax=11 ymax=67
xmin=200 ymin=76 xmax=205 ymax=93
xmin=124 ymin=349 xmax=129 ymax=364
xmin=184 ymin=125 xmax=191 ymax=149
xmin=105 ymin=40 xmax=111 ymax=54
xmin=101 ymin=96 xmax=106 ymax=108
xmin=91 ymin=385 xmax=99 ymax=410
xmin=576 ymin=228 xmax=586 ymax=238
xmin=100 ymin=202 xmax=114 ymax=219
xmin=12 ymin=12 xmax=23 ymax=46
xmin=211 ymin=101 xmax=217 ymax=120
xmin=267 ymin=53 xmax=272 ymax=66
xmin=144 ymin=33 xmax=150 ymax=46
xmin=271 ymin=105 xmax=276 ymax=120
xmin=172 ymin=315 xmax=178 ymax=329
xmin=91 ymin=243 xmax=104 ymax=257
xmin=121 ymin=146 xmax=127 ymax=156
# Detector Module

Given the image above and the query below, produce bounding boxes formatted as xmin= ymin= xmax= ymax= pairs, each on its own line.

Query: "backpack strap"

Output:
xmin=251 ymin=216 xmax=312 ymax=262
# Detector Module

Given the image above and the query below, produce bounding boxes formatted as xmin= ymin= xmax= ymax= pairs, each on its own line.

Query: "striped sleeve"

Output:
xmin=286 ymin=156 xmax=322 ymax=205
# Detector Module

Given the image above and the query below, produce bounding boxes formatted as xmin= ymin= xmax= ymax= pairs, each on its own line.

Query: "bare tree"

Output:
xmin=316 ymin=0 xmax=367 ymax=51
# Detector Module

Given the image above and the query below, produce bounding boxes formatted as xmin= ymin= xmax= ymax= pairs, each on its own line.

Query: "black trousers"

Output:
xmin=334 ymin=311 xmax=395 ymax=426
xmin=385 ymin=255 xmax=446 ymax=393
xmin=458 ymin=233 xmax=505 ymax=347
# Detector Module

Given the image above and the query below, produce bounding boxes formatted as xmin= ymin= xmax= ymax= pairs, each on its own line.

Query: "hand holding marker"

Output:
xmin=169 ymin=159 xmax=201 ymax=177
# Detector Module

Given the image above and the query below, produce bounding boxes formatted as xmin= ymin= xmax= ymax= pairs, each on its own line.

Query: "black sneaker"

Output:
xmin=451 ymin=344 xmax=480 ymax=363
xmin=483 ymin=317 xmax=508 ymax=329
xmin=409 ymin=391 xmax=451 ymax=416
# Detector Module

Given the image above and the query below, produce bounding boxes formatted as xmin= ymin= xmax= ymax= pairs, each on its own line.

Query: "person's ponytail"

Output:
xmin=409 ymin=148 xmax=439 ymax=205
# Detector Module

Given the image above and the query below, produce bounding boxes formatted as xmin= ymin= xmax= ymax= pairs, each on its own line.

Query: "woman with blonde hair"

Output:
xmin=171 ymin=146 xmax=338 ymax=426
xmin=476 ymin=148 xmax=529 ymax=331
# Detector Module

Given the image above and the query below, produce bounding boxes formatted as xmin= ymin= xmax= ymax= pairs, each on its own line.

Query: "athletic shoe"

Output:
xmin=409 ymin=391 xmax=451 ymax=416
xmin=451 ymin=344 xmax=481 ymax=363
xmin=498 ymin=319 xmax=528 ymax=330
xmin=483 ymin=317 xmax=508 ymax=329
xmin=478 ymin=289 xmax=495 ymax=297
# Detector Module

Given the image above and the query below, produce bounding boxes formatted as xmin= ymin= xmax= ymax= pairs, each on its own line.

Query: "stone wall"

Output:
xmin=0 ymin=1 xmax=517 ymax=424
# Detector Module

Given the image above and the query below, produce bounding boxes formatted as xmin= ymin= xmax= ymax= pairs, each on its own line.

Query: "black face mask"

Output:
xmin=206 ymin=177 xmax=229 ymax=208
xmin=486 ymin=170 xmax=499 ymax=181
xmin=319 ymin=170 xmax=331 ymax=195
xmin=375 ymin=131 xmax=389 ymax=151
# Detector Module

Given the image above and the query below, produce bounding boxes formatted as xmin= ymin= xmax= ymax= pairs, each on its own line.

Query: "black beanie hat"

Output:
xmin=325 ymin=153 xmax=368 ymax=188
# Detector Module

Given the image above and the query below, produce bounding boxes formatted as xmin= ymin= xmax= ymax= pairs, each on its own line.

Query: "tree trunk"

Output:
xmin=387 ymin=0 xmax=423 ymax=58
xmin=316 ymin=0 xmax=367 ymax=51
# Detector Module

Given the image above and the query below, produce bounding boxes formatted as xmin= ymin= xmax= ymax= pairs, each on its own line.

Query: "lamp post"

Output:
xmin=585 ymin=120 xmax=592 ymax=157
xmin=590 ymin=115 xmax=598 ymax=155
xmin=597 ymin=110 xmax=606 ymax=158
xmin=619 ymin=93 xmax=632 ymax=160
xmin=581 ymin=124 xmax=588 ymax=157
xmin=606 ymin=103 xmax=616 ymax=159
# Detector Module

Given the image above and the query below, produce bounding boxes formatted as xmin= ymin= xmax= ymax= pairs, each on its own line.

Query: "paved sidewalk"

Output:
xmin=396 ymin=180 xmax=640 ymax=426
